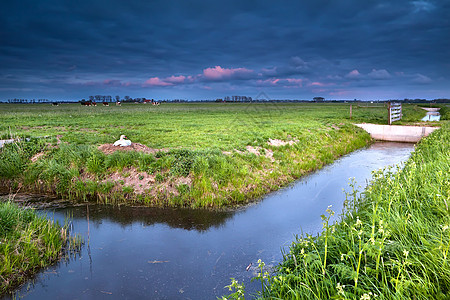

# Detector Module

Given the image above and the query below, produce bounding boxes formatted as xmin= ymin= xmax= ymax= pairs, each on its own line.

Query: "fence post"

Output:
xmin=388 ymin=101 xmax=391 ymax=125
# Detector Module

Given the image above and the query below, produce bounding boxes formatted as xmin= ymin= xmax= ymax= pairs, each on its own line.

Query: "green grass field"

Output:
xmin=0 ymin=102 xmax=430 ymax=145
xmin=0 ymin=102 xmax=435 ymax=208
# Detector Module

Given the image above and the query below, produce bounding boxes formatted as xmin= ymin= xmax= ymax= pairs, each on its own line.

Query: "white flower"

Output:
xmin=403 ymin=250 xmax=409 ymax=258
xmin=336 ymin=283 xmax=345 ymax=296
xmin=360 ymin=292 xmax=371 ymax=300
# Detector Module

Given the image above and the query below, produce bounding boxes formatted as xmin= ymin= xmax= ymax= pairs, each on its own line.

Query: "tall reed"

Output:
xmin=0 ymin=199 xmax=82 ymax=296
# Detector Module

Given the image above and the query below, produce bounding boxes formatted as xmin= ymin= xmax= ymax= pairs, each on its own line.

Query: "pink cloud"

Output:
xmin=285 ymin=78 xmax=303 ymax=85
xmin=165 ymin=75 xmax=186 ymax=83
xmin=345 ymin=69 xmax=361 ymax=79
xmin=203 ymin=66 xmax=253 ymax=81
xmin=144 ymin=77 xmax=173 ymax=87
xmin=255 ymin=78 xmax=280 ymax=86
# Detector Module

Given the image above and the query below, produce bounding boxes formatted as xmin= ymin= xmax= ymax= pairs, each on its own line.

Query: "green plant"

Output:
xmin=258 ymin=124 xmax=450 ymax=299
xmin=0 ymin=200 xmax=82 ymax=296
xmin=221 ymin=278 xmax=246 ymax=300
xmin=155 ymin=173 xmax=165 ymax=183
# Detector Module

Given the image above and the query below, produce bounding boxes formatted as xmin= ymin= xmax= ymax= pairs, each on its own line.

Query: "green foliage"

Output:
xmin=439 ymin=105 xmax=450 ymax=120
xmin=155 ymin=173 xmax=165 ymax=183
xmin=167 ymin=149 xmax=197 ymax=177
xmin=0 ymin=200 xmax=82 ymax=296
xmin=0 ymin=103 xmax=376 ymax=208
xmin=257 ymin=124 xmax=450 ymax=299
xmin=0 ymin=138 xmax=46 ymax=178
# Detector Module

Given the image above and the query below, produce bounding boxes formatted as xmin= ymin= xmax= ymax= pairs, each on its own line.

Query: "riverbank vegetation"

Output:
xmin=248 ymin=123 xmax=449 ymax=299
xmin=0 ymin=102 xmax=440 ymax=208
xmin=0 ymin=199 xmax=81 ymax=296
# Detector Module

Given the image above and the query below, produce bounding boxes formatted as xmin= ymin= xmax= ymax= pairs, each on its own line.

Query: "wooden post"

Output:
xmin=349 ymin=104 xmax=352 ymax=119
xmin=387 ymin=101 xmax=391 ymax=125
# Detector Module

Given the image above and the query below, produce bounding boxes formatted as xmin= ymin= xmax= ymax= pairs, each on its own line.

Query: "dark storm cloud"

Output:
xmin=0 ymin=0 xmax=449 ymax=100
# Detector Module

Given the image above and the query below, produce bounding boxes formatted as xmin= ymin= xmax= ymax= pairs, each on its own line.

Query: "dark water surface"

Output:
xmin=8 ymin=142 xmax=414 ymax=300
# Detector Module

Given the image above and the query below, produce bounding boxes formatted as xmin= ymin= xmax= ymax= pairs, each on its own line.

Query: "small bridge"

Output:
xmin=355 ymin=124 xmax=440 ymax=143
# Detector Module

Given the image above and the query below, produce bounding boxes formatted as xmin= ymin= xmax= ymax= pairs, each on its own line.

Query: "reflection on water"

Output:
xmin=7 ymin=142 xmax=415 ymax=300
xmin=422 ymin=111 xmax=441 ymax=121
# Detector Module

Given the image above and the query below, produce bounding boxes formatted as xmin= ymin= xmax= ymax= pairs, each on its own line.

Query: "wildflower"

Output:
xmin=336 ymin=283 xmax=345 ymax=296
xmin=355 ymin=217 xmax=362 ymax=227
xmin=341 ymin=253 xmax=345 ymax=261
xmin=326 ymin=205 xmax=335 ymax=216
xmin=403 ymin=249 xmax=409 ymax=258
xmin=443 ymin=225 xmax=449 ymax=232
xmin=257 ymin=259 xmax=265 ymax=268
xmin=360 ymin=292 xmax=373 ymax=300
xmin=378 ymin=220 xmax=385 ymax=234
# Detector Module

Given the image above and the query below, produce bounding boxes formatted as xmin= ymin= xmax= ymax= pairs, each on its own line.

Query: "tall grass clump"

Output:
xmin=247 ymin=125 xmax=450 ymax=299
xmin=0 ymin=200 xmax=82 ymax=296
xmin=0 ymin=138 xmax=46 ymax=179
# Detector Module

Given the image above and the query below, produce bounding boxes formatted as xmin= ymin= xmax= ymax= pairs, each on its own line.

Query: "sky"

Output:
xmin=1 ymin=0 xmax=449 ymax=101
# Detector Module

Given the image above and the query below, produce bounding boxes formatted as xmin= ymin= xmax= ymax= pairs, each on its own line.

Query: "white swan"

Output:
xmin=113 ymin=135 xmax=132 ymax=147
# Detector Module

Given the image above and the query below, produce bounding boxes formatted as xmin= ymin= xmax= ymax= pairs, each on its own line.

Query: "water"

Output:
xmin=0 ymin=139 xmax=15 ymax=148
xmin=7 ymin=142 xmax=415 ymax=300
xmin=421 ymin=109 xmax=441 ymax=121
xmin=422 ymin=113 xmax=441 ymax=121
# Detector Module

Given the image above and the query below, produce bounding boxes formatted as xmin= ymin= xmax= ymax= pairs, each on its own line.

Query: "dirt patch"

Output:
xmin=104 ymin=167 xmax=156 ymax=194
xmin=331 ymin=124 xmax=341 ymax=130
xmin=31 ymin=152 xmax=46 ymax=162
xmin=101 ymin=167 xmax=191 ymax=195
xmin=223 ymin=146 xmax=274 ymax=162
xmin=267 ymin=138 xmax=298 ymax=147
xmin=97 ymin=143 xmax=168 ymax=155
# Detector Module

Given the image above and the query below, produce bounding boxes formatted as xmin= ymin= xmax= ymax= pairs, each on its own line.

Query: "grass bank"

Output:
xmin=0 ymin=103 xmax=374 ymax=208
xmin=247 ymin=123 xmax=449 ymax=299
xmin=0 ymin=199 xmax=81 ymax=296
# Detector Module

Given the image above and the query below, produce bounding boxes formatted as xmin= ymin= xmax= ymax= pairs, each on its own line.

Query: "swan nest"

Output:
xmin=98 ymin=143 xmax=167 ymax=155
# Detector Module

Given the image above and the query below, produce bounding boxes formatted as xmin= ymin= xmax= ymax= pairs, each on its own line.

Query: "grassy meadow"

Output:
xmin=228 ymin=123 xmax=448 ymax=299
xmin=0 ymin=102 xmax=433 ymax=208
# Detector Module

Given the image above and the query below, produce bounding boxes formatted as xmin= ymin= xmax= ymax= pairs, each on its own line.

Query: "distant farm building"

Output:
xmin=224 ymin=96 xmax=253 ymax=102
xmin=313 ymin=97 xmax=325 ymax=102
